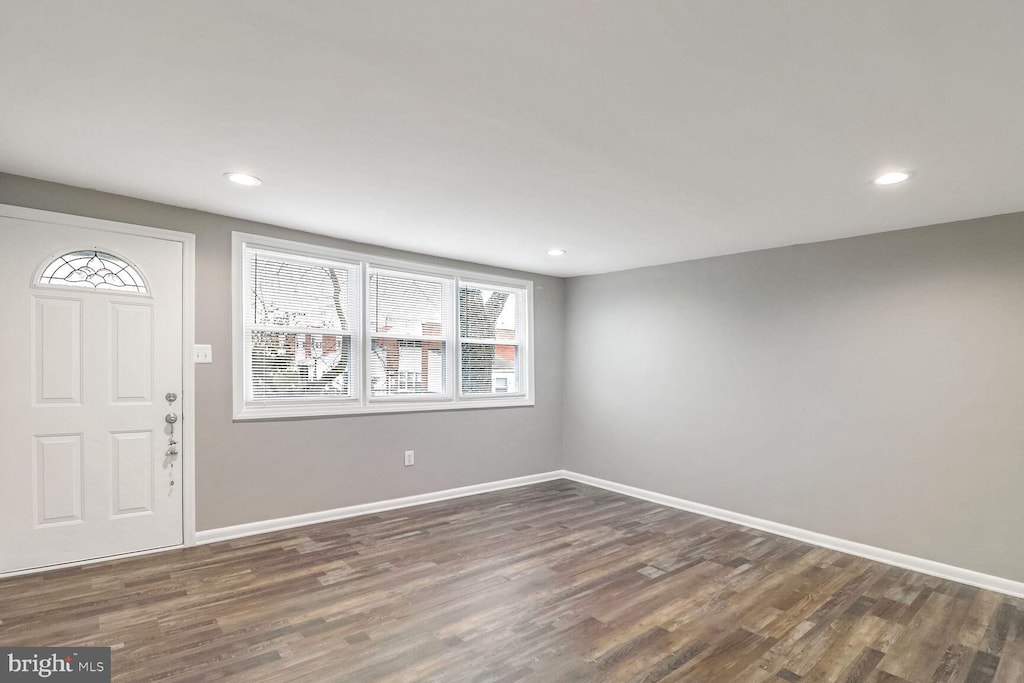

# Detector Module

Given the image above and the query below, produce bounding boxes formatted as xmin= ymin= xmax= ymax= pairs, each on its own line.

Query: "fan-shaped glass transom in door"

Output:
xmin=38 ymin=250 xmax=148 ymax=293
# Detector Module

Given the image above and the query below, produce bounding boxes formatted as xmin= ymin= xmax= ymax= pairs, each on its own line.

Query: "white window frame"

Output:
xmin=233 ymin=232 xmax=534 ymax=419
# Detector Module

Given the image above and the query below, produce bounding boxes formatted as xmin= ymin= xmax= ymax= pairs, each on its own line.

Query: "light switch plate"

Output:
xmin=194 ymin=344 xmax=213 ymax=364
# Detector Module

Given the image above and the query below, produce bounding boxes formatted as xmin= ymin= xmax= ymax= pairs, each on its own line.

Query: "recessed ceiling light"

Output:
xmin=224 ymin=172 xmax=262 ymax=186
xmin=547 ymin=248 xmax=566 ymax=256
xmin=873 ymin=171 xmax=910 ymax=186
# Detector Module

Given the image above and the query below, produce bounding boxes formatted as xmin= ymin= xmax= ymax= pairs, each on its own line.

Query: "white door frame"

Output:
xmin=0 ymin=203 xmax=197 ymax=571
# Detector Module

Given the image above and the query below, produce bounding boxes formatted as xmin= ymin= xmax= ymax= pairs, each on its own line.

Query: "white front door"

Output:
xmin=0 ymin=217 xmax=184 ymax=573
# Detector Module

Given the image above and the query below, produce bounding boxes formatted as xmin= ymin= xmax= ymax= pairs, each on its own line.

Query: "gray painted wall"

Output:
xmin=563 ymin=213 xmax=1024 ymax=582
xmin=5 ymin=171 xmax=1023 ymax=584
xmin=0 ymin=173 xmax=564 ymax=531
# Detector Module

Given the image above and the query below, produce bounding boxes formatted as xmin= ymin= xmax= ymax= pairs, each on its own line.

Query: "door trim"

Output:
xmin=0 ymin=203 xmax=197 ymax=565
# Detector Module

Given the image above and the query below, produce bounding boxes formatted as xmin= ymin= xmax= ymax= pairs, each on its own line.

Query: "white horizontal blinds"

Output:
xmin=244 ymin=246 xmax=360 ymax=402
xmin=368 ymin=268 xmax=452 ymax=398
xmin=459 ymin=282 xmax=524 ymax=395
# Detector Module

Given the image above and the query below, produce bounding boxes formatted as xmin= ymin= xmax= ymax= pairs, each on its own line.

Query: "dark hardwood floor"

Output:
xmin=1 ymin=480 xmax=1022 ymax=682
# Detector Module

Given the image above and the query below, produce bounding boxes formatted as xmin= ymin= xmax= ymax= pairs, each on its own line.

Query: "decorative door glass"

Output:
xmin=38 ymin=250 xmax=148 ymax=293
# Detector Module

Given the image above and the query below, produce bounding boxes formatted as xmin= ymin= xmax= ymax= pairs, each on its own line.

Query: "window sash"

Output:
xmin=244 ymin=330 xmax=359 ymax=405
xmin=367 ymin=266 xmax=452 ymax=336
xmin=244 ymin=247 xmax=359 ymax=331
xmin=458 ymin=340 xmax=523 ymax=398
xmin=368 ymin=336 xmax=450 ymax=400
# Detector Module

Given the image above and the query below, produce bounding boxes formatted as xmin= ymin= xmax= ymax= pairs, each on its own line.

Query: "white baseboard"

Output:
xmin=195 ymin=470 xmax=564 ymax=545
xmin=189 ymin=468 xmax=1024 ymax=600
xmin=560 ymin=470 xmax=1024 ymax=599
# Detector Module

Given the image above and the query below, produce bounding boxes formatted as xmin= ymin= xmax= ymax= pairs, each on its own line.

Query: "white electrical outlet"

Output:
xmin=404 ymin=450 xmax=415 ymax=467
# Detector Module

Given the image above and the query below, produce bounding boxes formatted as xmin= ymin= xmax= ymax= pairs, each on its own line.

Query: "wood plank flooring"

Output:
xmin=1 ymin=480 xmax=1022 ymax=682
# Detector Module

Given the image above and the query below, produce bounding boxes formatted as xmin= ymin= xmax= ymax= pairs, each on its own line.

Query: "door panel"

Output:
xmin=33 ymin=297 xmax=83 ymax=405
xmin=110 ymin=302 xmax=154 ymax=403
xmin=34 ymin=434 xmax=84 ymax=525
xmin=1 ymin=217 xmax=184 ymax=573
xmin=110 ymin=431 xmax=155 ymax=516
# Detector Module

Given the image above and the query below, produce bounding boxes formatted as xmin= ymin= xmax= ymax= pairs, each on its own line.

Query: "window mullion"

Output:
xmin=361 ymin=261 xmax=370 ymax=407
xmin=454 ymin=277 xmax=463 ymax=402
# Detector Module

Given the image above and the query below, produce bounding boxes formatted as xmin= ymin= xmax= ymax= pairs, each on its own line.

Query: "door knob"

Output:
xmin=165 ymin=413 xmax=178 ymax=424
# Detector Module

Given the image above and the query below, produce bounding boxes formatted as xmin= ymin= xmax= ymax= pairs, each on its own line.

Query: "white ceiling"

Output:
xmin=2 ymin=2 xmax=1023 ymax=277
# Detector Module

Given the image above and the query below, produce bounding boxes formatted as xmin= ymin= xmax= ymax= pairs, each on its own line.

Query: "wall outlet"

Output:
xmin=404 ymin=450 xmax=415 ymax=467
xmin=194 ymin=344 xmax=213 ymax=364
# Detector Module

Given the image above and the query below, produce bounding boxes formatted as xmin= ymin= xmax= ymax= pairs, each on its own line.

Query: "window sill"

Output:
xmin=233 ymin=396 xmax=535 ymax=421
